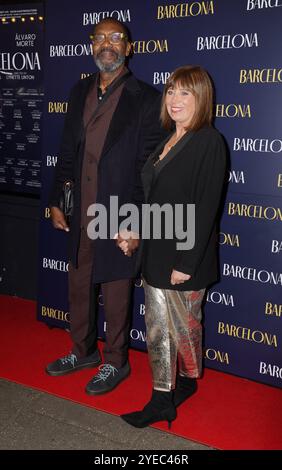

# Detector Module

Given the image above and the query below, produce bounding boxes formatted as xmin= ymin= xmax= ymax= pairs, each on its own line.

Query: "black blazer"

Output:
xmin=141 ymin=126 xmax=226 ymax=291
xmin=49 ymin=72 xmax=167 ymax=283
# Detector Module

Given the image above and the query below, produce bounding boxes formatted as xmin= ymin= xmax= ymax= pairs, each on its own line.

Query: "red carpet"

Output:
xmin=1 ymin=294 xmax=281 ymax=450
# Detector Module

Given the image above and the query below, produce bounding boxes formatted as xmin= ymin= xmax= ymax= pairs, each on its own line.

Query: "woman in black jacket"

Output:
xmin=119 ymin=65 xmax=226 ymax=428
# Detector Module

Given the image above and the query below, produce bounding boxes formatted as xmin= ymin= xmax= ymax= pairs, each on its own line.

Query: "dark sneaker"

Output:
xmin=85 ymin=362 xmax=130 ymax=395
xmin=46 ymin=350 xmax=101 ymax=377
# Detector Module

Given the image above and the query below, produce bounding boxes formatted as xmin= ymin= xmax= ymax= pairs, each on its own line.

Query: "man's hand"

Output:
xmin=50 ymin=206 xmax=69 ymax=232
xmin=115 ymin=231 xmax=139 ymax=257
xmin=170 ymin=269 xmax=191 ymax=285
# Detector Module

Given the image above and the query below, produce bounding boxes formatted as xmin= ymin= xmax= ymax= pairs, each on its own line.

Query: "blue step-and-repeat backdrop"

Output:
xmin=37 ymin=0 xmax=282 ymax=388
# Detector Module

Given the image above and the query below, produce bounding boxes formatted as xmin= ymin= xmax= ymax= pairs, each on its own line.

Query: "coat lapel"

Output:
xmin=101 ymin=76 xmax=141 ymax=157
xmin=76 ymin=74 xmax=97 ymax=146
xmin=141 ymin=131 xmax=195 ymax=201
xmin=141 ymin=134 xmax=171 ymax=201
xmin=79 ymin=74 xmax=97 ymax=119
xmin=154 ymin=131 xmax=195 ymax=179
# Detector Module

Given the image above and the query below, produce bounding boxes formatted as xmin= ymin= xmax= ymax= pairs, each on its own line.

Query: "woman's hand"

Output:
xmin=170 ymin=269 xmax=191 ymax=285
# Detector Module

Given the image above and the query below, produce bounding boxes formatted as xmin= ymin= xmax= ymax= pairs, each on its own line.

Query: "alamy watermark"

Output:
xmin=87 ymin=196 xmax=195 ymax=251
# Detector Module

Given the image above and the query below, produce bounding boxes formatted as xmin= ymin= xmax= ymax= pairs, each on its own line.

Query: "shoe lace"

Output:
xmin=60 ymin=353 xmax=77 ymax=367
xmin=94 ymin=364 xmax=118 ymax=382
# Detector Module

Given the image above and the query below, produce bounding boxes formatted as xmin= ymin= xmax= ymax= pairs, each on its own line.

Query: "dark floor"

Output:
xmin=0 ymin=379 xmax=212 ymax=450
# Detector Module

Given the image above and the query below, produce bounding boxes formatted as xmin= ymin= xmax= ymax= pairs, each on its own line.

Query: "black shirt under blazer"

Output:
xmin=141 ymin=126 xmax=226 ymax=291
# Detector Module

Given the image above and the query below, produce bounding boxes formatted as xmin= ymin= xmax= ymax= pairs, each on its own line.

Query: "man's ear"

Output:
xmin=126 ymin=42 xmax=132 ymax=57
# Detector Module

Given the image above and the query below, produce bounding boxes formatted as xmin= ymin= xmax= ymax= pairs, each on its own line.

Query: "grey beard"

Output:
xmin=94 ymin=51 xmax=125 ymax=73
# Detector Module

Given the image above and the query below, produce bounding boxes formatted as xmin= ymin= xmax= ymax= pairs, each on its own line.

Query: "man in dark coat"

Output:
xmin=46 ymin=18 xmax=166 ymax=395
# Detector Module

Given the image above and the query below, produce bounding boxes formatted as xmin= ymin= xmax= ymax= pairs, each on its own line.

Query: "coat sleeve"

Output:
xmin=173 ymin=132 xmax=226 ymax=277
xmin=48 ymin=85 xmax=79 ymax=207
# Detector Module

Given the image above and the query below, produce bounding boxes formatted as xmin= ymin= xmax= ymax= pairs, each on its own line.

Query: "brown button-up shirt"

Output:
xmin=80 ymin=69 xmax=127 ymax=230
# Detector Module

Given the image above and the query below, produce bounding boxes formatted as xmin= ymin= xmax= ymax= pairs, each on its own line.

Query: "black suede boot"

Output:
xmin=121 ymin=390 xmax=176 ymax=428
xmin=173 ymin=375 xmax=198 ymax=407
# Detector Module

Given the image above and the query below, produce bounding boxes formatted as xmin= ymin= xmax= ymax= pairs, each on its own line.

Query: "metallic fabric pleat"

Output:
xmin=143 ymin=280 xmax=205 ymax=391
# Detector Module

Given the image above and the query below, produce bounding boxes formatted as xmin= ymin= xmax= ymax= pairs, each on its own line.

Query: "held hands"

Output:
xmin=115 ymin=230 xmax=140 ymax=257
xmin=170 ymin=269 xmax=191 ymax=285
xmin=50 ymin=206 xmax=69 ymax=232
xmin=116 ymin=233 xmax=190 ymax=283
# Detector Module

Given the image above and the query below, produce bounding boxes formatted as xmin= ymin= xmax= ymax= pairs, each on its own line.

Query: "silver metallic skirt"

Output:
xmin=143 ymin=280 xmax=205 ymax=391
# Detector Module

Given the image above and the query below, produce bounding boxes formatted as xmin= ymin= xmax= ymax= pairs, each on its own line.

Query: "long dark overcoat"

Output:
xmin=49 ymin=72 xmax=166 ymax=283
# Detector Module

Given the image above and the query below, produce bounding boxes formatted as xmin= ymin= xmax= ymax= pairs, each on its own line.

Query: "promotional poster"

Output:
xmin=0 ymin=4 xmax=44 ymax=193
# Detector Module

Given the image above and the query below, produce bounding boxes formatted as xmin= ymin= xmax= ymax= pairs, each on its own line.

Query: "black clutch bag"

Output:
xmin=59 ymin=180 xmax=74 ymax=220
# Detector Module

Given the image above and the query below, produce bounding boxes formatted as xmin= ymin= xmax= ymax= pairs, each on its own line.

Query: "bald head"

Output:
xmin=93 ymin=18 xmax=129 ymax=39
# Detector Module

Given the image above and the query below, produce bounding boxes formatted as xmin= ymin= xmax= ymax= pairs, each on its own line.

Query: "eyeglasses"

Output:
xmin=89 ymin=32 xmax=128 ymax=44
